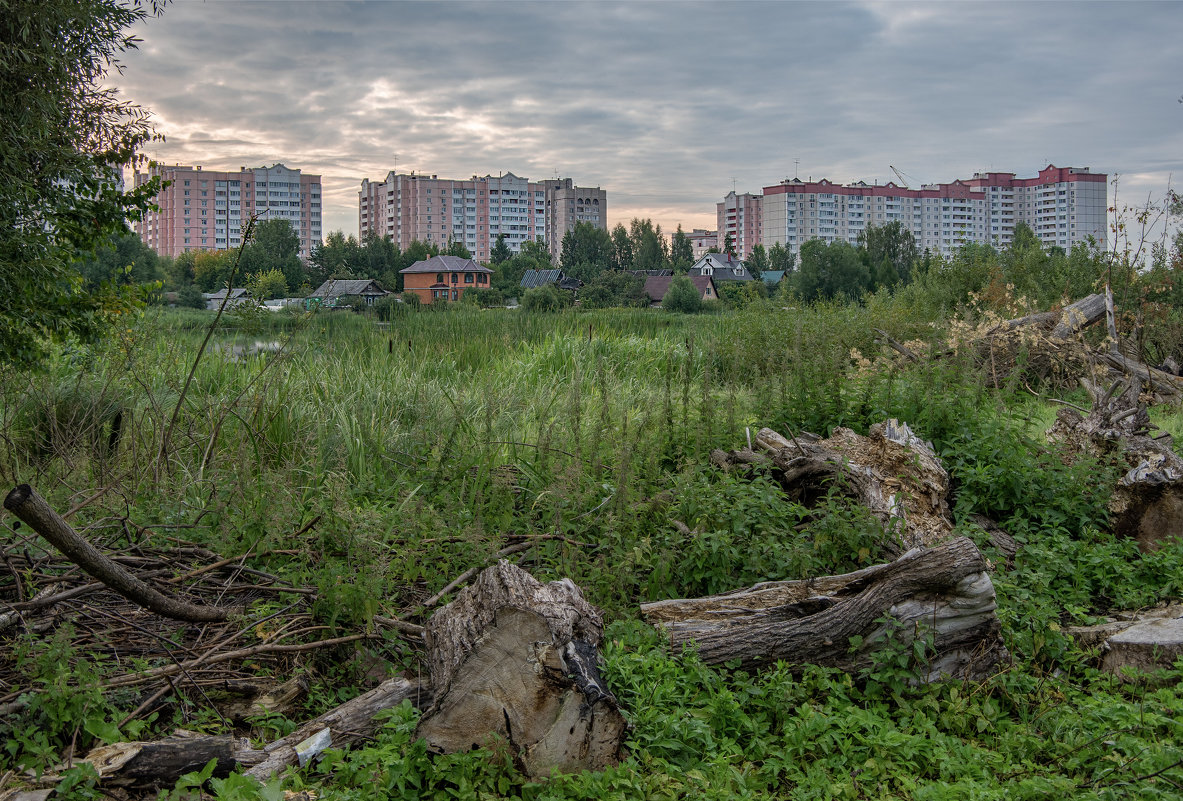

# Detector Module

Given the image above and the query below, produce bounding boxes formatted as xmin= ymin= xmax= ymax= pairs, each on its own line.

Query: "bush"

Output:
xmin=175 ymin=284 xmax=205 ymax=309
xmin=520 ymin=284 xmax=571 ymax=312
xmin=400 ymin=291 xmax=421 ymax=308
xmin=374 ymin=294 xmax=403 ymax=320
xmin=461 ymin=287 xmax=504 ymax=308
xmin=662 ymin=276 xmax=702 ymax=313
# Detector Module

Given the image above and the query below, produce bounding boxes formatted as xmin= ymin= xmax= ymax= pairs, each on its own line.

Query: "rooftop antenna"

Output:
xmin=794 ymin=158 xmax=800 ymax=180
xmin=731 ymin=176 xmax=737 ymax=193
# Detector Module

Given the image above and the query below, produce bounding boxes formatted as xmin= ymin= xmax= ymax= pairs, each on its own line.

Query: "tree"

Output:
xmin=561 ymin=222 xmax=612 ymax=282
xmin=746 ymin=244 xmax=768 ymax=280
xmin=76 ymin=229 xmax=163 ymax=290
xmin=192 ymin=250 xmax=236 ymax=292
xmin=662 ymin=276 xmax=702 ymax=313
xmin=610 ymin=224 xmax=634 ymax=271
xmin=722 ymin=232 xmax=735 ymax=257
xmin=248 ymin=268 xmax=288 ymax=300
xmin=490 ymin=233 xmax=511 ymax=265
xmin=1 ymin=0 xmax=165 ymax=368
xmin=670 ymin=225 xmax=694 ymax=272
xmin=768 ymin=242 xmax=796 ymax=274
xmin=859 ymin=221 xmax=918 ymax=289
xmin=239 ymin=218 xmax=303 ymax=292
xmin=630 ymin=218 xmax=668 ymax=271
xmin=794 ymin=239 xmax=870 ymax=301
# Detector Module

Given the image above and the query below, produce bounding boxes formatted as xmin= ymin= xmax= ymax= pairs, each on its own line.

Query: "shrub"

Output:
xmin=520 ymin=284 xmax=570 ymax=312
xmin=662 ymin=276 xmax=702 ymax=313
xmin=461 ymin=287 xmax=504 ymax=308
xmin=400 ymin=291 xmax=421 ymax=308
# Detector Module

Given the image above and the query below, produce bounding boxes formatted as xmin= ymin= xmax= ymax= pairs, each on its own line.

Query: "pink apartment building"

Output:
xmin=717 ymin=191 xmax=762 ymax=259
xmin=133 ymin=163 xmax=322 ymax=259
xmin=686 ymin=228 xmax=718 ymax=259
xmin=358 ymin=170 xmax=607 ymax=263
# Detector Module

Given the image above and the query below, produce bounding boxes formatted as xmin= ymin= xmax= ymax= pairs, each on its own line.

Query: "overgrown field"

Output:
xmin=2 ymin=300 xmax=1181 ymax=800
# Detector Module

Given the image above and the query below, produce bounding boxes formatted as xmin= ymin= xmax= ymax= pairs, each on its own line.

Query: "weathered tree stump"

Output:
xmin=416 ymin=561 xmax=627 ymax=778
xmin=1067 ymin=605 xmax=1183 ymax=681
xmin=712 ymin=420 xmax=954 ymax=552
xmin=641 ymin=536 xmax=1007 ymax=680
xmin=1047 ymin=377 xmax=1183 ymax=551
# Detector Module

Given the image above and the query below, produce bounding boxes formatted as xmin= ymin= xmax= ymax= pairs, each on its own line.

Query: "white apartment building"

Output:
xmin=358 ymin=170 xmax=607 ymax=263
xmin=760 ymin=165 xmax=1107 ymax=257
xmin=134 ymin=163 xmax=322 ymax=259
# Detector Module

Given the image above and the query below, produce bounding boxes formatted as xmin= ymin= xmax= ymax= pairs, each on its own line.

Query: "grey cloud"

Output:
xmin=115 ymin=0 xmax=1183 ymax=236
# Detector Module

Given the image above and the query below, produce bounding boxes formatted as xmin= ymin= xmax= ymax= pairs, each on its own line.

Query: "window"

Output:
xmin=451 ymin=290 xmax=458 ymax=301
xmin=451 ymin=273 xmax=458 ymax=283
xmin=436 ymin=273 xmax=444 ymax=283
xmin=465 ymin=273 xmax=474 ymax=283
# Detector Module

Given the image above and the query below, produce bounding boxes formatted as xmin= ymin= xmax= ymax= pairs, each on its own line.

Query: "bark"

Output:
xmin=1049 ymin=293 xmax=1107 ymax=340
xmin=416 ymin=561 xmax=627 ymax=778
xmin=1046 ymin=378 xmax=1183 ymax=551
xmin=1067 ymin=605 xmax=1183 ymax=681
xmin=714 ymin=420 xmax=954 ymax=552
xmin=3 ymin=484 xmax=235 ymax=622
xmin=244 ymin=676 xmax=429 ymax=781
xmin=641 ymin=536 xmax=1007 ymax=680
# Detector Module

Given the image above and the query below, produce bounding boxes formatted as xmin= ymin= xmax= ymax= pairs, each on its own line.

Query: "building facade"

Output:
xmin=133 ymin=163 xmax=322 ymax=259
xmin=358 ymin=171 xmax=607 ymax=263
xmin=400 ymin=254 xmax=494 ymax=305
xmin=717 ymin=192 xmax=762 ymax=259
xmin=760 ymin=165 xmax=1107 ymax=258
xmin=686 ymin=229 xmax=718 ymax=259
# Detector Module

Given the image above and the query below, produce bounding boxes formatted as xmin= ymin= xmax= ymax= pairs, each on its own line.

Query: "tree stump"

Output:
xmin=1047 ymin=377 xmax=1183 ymax=551
xmin=641 ymin=536 xmax=1007 ymax=680
xmin=1067 ymin=605 xmax=1183 ymax=681
xmin=416 ymin=561 xmax=627 ymax=778
xmin=712 ymin=420 xmax=954 ymax=552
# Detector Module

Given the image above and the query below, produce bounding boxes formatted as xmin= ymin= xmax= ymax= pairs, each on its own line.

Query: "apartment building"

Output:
xmin=133 ymin=163 xmax=322 ymax=259
xmin=686 ymin=229 xmax=718 ymax=259
xmin=358 ymin=170 xmax=607 ymax=263
xmin=760 ymin=165 xmax=1107 ymax=257
xmin=717 ymin=191 xmax=762 ymax=259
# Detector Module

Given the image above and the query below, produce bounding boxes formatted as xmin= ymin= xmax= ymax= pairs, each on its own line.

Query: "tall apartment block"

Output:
xmin=686 ymin=229 xmax=718 ymax=259
xmin=358 ymin=170 xmax=607 ymax=263
xmin=133 ymin=163 xmax=322 ymax=259
xmin=717 ymin=191 xmax=762 ymax=259
xmin=759 ymin=165 xmax=1107 ymax=258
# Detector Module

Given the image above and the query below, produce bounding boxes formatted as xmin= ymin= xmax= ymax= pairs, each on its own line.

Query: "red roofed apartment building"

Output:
xmin=758 ymin=165 xmax=1107 ymax=258
xmin=400 ymin=255 xmax=493 ymax=305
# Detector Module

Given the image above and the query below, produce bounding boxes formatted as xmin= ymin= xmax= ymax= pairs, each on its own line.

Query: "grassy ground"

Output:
xmin=1 ymin=301 xmax=1181 ymax=800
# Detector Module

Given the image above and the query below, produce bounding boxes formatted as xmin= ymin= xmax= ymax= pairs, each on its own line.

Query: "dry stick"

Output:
xmin=158 ymin=215 xmax=257 ymax=470
xmin=420 ymin=540 xmax=536 ymax=609
xmin=103 ymin=633 xmax=375 ymax=690
xmin=3 ymin=484 xmax=236 ymax=623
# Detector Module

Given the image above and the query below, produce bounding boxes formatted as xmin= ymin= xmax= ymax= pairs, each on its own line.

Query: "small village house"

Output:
xmin=401 ymin=255 xmax=493 ymax=304
xmin=688 ymin=253 xmax=753 ymax=283
xmin=643 ymin=274 xmax=717 ymax=306
xmin=308 ymin=279 xmax=389 ymax=307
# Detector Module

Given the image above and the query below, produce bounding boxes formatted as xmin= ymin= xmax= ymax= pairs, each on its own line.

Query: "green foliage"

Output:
xmin=490 ymin=233 xmax=511 ymax=265
xmin=239 ymin=219 xmax=303 ymax=292
xmin=746 ymin=244 xmax=768 ymax=280
xmin=768 ymin=241 xmax=796 ymax=274
xmin=670 ymin=224 xmax=694 ymax=272
xmin=578 ymin=271 xmax=647 ymax=309
xmin=460 ymin=287 xmax=504 ymax=308
xmin=248 ymin=268 xmax=289 ymax=300
xmin=561 ymin=222 xmax=612 ymax=282
xmin=0 ymin=0 xmax=164 ymax=369
xmin=859 ymin=221 xmax=918 ymax=288
xmin=662 ymin=276 xmax=702 ymax=313
xmin=520 ymin=284 xmax=571 ymax=312
xmin=794 ymin=239 xmax=871 ymax=301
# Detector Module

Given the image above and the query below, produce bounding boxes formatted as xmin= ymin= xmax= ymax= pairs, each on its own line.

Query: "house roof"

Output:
xmin=204 ymin=288 xmax=250 ymax=300
xmin=627 ymin=269 xmax=673 ymax=277
xmin=309 ymin=279 xmax=388 ymax=298
xmin=643 ymin=275 xmax=715 ymax=303
xmin=689 ymin=253 xmax=752 ymax=282
xmin=520 ymin=269 xmax=563 ymax=289
xmin=762 ymin=270 xmax=787 ymax=286
xmin=401 ymin=255 xmax=493 ymax=274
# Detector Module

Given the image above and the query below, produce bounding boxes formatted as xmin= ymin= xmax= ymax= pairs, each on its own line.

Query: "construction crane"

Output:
xmin=889 ymin=165 xmax=913 ymax=189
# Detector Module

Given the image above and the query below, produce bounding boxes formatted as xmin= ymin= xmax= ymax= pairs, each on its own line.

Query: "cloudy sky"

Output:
xmin=114 ymin=0 xmax=1182 ymax=239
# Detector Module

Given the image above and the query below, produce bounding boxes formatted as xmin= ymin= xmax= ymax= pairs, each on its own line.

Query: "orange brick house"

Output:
xmin=400 ymin=255 xmax=494 ymax=304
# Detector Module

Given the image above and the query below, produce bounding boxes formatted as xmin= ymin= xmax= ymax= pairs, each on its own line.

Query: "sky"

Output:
xmin=113 ymin=0 xmax=1183 ymax=242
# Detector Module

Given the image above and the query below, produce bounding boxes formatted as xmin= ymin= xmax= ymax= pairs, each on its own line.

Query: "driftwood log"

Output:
xmin=416 ymin=561 xmax=627 ymax=778
xmin=641 ymin=536 xmax=1007 ymax=680
xmin=712 ymin=420 xmax=954 ymax=552
xmin=1046 ymin=378 xmax=1183 ymax=551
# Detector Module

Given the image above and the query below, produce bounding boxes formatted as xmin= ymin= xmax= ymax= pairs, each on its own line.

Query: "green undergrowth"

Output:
xmin=1 ymin=300 xmax=1182 ymax=798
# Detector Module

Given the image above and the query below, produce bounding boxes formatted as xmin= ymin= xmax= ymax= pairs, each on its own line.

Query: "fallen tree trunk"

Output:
xmin=39 ymin=677 xmax=430 ymax=789
xmin=416 ymin=561 xmax=627 ymax=778
xmin=3 ymin=484 xmax=236 ymax=623
xmin=712 ymin=420 xmax=954 ymax=552
xmin=641 ymin=536 xmax=1007 ymax=680
xmin=1049 ymin=293 xmax=1107 ymax=340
